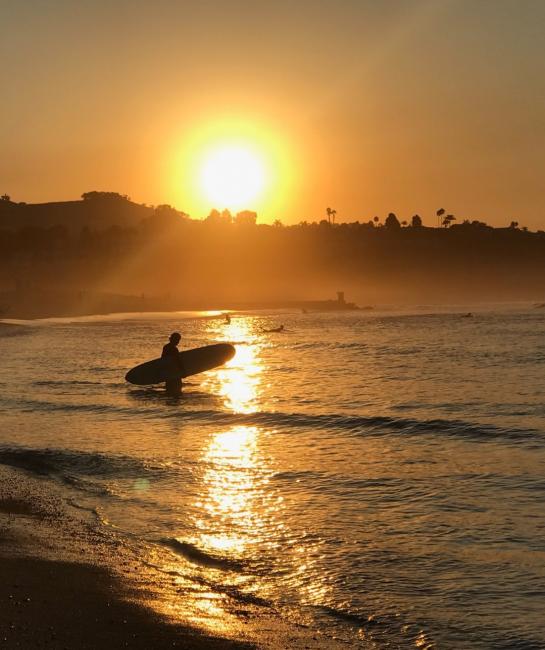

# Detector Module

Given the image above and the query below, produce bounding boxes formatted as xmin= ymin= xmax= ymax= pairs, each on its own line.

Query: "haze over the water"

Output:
xmin=2 ymin=0 xmax=545 ymax=227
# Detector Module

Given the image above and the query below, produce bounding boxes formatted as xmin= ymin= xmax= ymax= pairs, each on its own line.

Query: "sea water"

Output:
xmin=1 ymin=306 xmax=544 ymax=649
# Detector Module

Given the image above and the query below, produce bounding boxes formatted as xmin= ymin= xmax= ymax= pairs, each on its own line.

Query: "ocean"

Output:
xmin=1 ymin=306 xmax=544 ymax=649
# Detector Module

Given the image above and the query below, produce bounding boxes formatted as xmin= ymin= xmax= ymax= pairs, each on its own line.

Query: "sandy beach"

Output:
xmin=0 ymin=555 xmax=251 ymax=649
xmin=0 ymin=465 xmax=343 ymax=649
xmin=0 ymin=467 xmax=249 ymax=649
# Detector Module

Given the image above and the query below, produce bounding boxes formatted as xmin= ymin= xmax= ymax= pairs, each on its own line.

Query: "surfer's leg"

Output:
xmin=165 ymin=378 xmax=182 ymax=396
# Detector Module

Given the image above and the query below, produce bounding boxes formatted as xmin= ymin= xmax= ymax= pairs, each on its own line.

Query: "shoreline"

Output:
xmin=0 ymin=465 xmax=345 ymax=649
xmin=0 ymin=466 xmax=254 ymax=649
xmin=0 ymin=289 xmax=362 ymax=321
xmin=1 ymin=297 xmax=542 ymax=323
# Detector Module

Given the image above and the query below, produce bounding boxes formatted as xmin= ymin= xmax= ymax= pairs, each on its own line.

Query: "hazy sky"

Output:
xmin=1 ymin=0 xmax=544 ymax=226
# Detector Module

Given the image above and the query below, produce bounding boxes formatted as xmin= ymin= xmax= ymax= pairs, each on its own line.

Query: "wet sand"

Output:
xmin=0 ymin=473 xmax=252 ymax=649
xmin=0 ymin=555 xmax=253 ymax=649
xmin=0 ymin=466 xmax=343 ymax=650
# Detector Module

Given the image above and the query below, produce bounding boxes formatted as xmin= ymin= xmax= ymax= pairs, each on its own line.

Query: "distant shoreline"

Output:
xmin=2 ymin=289 xmax=544 ymax=322
xmin=0 ymin=289 xmax=363 ymax=320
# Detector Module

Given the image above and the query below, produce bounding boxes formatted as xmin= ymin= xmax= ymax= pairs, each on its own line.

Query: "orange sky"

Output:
xmin=1 ymin=0 xmax=544 ymax=227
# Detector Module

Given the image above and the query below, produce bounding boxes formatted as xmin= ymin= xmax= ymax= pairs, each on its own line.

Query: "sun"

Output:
xmin=167 ymin=115 xmax=297 ymax=221
xmin=199 ymin=145 xmax=266 ymax=211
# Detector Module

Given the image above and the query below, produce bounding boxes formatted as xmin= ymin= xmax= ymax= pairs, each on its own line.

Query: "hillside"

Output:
xmin=0 ymin=192 xmax=155 ymax=232
xmin=1 ymin=196 xmax=545 ymax=316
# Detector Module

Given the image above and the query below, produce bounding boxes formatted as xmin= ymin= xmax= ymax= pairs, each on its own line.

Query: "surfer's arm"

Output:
xmin=162 ymin=344 xmax=184 ymax=372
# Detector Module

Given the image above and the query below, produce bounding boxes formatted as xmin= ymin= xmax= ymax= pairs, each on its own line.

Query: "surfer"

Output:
xmin=263 ymin=324 xmax=284 ymax=333
xmin=162 ymin=332 xmax=183 ymax=395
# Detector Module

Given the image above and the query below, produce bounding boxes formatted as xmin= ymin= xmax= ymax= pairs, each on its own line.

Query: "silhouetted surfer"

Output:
xmin=263 ymin=324 xmax=284 ymax=333
xmin=162 ymin=332 xmax=183 ymax=396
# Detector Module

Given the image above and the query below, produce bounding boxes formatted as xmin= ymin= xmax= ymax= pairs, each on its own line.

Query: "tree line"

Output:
xmin=1 ymin=191 xmax=544 ymax=305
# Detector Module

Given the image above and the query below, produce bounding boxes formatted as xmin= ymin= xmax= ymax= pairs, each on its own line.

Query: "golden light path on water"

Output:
xmin=211 ymin=318 xmax=262 ymax=414
xmin=166 ymin=317 xmax=332 ymax=633
xmin=196 ymin=319 xmax=273 ymax=560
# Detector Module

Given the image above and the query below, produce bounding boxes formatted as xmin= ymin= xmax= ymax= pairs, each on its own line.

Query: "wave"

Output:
xmin=0 ymin=445 xmax=169 ymax=480
xmin=1 ymin=394 xmax=541 ymax=444
xmin=1 ymin=397 xmax=157 ymax=417
xmin=158 ymin=538 xmax=246 ymax=572
xmin=308 ymin=604 xmax=437 ymax=649
xmin=162 ymin=408 xmax=540 ymax=443
xmin=0 ymin=323 xmax=32 ymax=338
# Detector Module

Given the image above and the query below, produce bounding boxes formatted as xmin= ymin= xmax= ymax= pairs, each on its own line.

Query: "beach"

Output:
xmin=0 ymin=463 xmax=342 ymax=649
xmin=0 ymin=464 xmax=248 ymax=649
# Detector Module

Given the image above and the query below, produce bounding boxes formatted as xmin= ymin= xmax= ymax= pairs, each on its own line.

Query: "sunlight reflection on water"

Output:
xmin=202 ymin=318 xmax=263 ymax=414
xmin=184 ymin=317 xmax=335 ymax=630
xmin=195 ymin=425 xmax=270 ymax=555
xmin=171 ymin=420 xmax=276 ymax=634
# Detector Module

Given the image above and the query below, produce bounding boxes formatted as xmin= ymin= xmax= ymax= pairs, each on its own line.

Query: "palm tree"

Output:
xmin=326 ymin=207 xmax=337 ymax=224
xmin=436 ymin=208 xmax=445 ymax=228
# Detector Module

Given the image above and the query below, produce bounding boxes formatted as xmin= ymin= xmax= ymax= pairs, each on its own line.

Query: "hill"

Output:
xmin=1 ymin=196 xmax=545 ymax=316
xmin=0 ymin=192 xmax=155 ymax=232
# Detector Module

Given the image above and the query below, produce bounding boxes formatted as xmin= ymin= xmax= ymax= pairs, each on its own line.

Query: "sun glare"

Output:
xmin=199 ymin=145 xmax=266 ymax=210
xmin=167 ymin=116 xmax=296 ymax=221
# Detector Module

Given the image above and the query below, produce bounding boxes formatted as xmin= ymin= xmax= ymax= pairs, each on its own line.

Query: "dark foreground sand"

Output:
xmin=0 ymin=491 xmax=252 ymax=649
xmin=0 ymin=555 xmax=252 ymax=650
xmin=0 ymin=468 xmax=345 ymax=650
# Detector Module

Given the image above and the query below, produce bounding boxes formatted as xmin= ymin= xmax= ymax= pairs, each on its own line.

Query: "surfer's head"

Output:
xmin=169 ymin=332 xmax=181 ymax=344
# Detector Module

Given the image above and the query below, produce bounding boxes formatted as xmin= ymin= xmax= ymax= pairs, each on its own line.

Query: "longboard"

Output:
xmin=125 ymin=343 xmax=236 ymax=385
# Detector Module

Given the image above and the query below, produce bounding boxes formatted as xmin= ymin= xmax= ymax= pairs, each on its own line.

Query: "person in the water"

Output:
xmin=263 ymin=324 xmax=284 ymax=333
xmin=162 ymin=332 xmax=183 ymax=395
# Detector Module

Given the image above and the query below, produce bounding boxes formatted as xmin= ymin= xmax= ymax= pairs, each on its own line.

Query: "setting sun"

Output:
xmin=166 ymin=115 xmax=295 ymax=221
xmin=199 ymin=145 xmax=266 ymax=210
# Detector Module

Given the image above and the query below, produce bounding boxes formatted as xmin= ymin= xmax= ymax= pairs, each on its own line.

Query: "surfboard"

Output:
xmin=125 ymin=343 xmax=236 ymax=385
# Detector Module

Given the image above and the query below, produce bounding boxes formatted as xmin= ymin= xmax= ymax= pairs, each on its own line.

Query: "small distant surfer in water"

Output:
xmin=263 ymin=324 xmax=284 ymax=333
xmin=162 ymin=332 xmax=183 ymax=396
